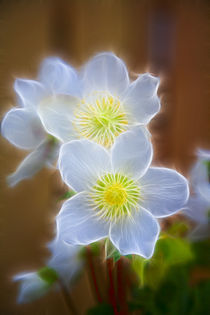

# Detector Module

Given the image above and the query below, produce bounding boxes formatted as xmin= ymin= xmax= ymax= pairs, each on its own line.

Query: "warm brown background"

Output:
xmin=0 ymin=0 xmax=209 ymax=314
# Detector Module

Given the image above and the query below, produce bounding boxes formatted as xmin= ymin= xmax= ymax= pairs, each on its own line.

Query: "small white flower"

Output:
xmin=56 ymin=127 xmax=189 ymax=259
xmin=47 ymin=238 xmax=82 ymax=286
xmin=14 ymin=241 xmax=82 ymax=303
xmin=1 ymin=57 xmax=79 ymax=186
xmin=184 ymin=194 xmax=210 ymax=240
xmin=13 ymin=272 xmax=51 ymax=303
xmin=37 ymin=52 xmax=160 ymax=148
xmin=183 ymin=149 xmax=210 ymax=240
xmin=190 ymin=149 xmax=210 ymax=201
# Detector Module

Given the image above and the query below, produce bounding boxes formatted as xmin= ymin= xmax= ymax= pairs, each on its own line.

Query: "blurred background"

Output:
xmin=0 ymin=0 xmax=209 ymax=314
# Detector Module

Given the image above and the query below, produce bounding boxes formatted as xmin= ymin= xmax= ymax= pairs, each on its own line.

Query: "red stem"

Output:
xmin=86 ymin=246 xmax=103 ymax=303
xmin=107 ymin=258 xmax=119 ymax=315
xmin=117 ymin=259 xmax=128 ymax=315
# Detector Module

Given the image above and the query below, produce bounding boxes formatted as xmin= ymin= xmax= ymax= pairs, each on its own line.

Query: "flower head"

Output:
xmin=2 ymin=53 xmax=160 ymax=186
xmin=13 ymin=271 xmax=56 ymax=304
xmin=183 ymin=149 xmax=210 ymax=240
xmin=57 ymin=127 xmax=189 ymax=258
xmin=37 ymin=52 xmax=160 ymax=148
xmin=190 ymin=149 xmax=210 ymax=201
xmin=1 ymin=57 xmax=78 ymax=186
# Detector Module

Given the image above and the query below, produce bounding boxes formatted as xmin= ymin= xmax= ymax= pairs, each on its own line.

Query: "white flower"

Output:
xmin=47 ymin=238 xmax=82 ymax=285
xmin=183 ymin=149 xmax=210 ymax=240
xmin=56 ymin=126 xmax=189 ymax=259
xmin=184 ymin=193 xmax=210 ymax=240
xmin=1 ymin=57 xmax=79 ymax=186
xmin=13 ymin=272 xmax=51 ymax=303
xmin=190 ymin=149 xmax=210 ymax=201
xmin=37 ymin=52 xmax=160 ymax=148
xmin=13 ymin=240 xmax=82 ymax=303
xmin=2 ymin=53 xmax=160 ymax=186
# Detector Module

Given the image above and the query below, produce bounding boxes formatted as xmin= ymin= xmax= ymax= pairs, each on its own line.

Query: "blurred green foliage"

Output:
xmin=87 ymin=303 xmax=114 ymax=315
xmin=86 ymin=222 xmax=210 ymax=314
xmin=130 ymin=239 xmax=210 ymax=314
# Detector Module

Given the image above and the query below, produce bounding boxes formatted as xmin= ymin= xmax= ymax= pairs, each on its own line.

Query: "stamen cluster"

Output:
xmin=90 ymin=173 xmax=140 ymax=222
xmin=74 ymin=93 xmax=128 ymax=147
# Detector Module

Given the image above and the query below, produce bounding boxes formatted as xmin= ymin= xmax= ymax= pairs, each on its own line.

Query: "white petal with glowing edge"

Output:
xmin=110 ymin=207 xmax=160 ymax=258
xmin=58 ymin=140 xmax=111 ymax=192
xmin=1 ymin=108 xmax=46 ymax=150
xmin=38 ymin=95 xmax=78 ymax=142
xmin=14 ymin=79 xmax=46 ymax=109
xmin=47 ymin=239 xmax=82 ymax=284
xmin=140 ymin=167 xmax=189 ymax=218
xmin=38 ymin=57 xmax=81 ymax=96
xmin=81 ymin=52 xmax=129 ymax=97
xmin=13 ymin=272 xmax=49 ymax=303
xmin=111 ymin=126 xmax=152 ymax=180
xmin=7 ymin=140 xmax=56 ymax=187
xmin=57 ymin=192 xmax=109 ymax=245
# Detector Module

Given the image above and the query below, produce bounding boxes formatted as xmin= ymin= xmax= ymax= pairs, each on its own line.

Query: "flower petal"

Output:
xmin=124 ymin=95 xmax=160 ymax=125
xmin=58 ymin=139 xmax=111 ymax=192
xmin=140 ymin=167 xmax=189 ymax=218
xmin=38 ymin=57 xmax=81 ymax=96
xmin=14 ymin=79 xmax=46 ymax=109
xmin=111 ymin=126 xmax=152 ymax=180
xmin=14 ymin=272 xmax=49 ymax=303
xmin=1 ymin=108 xmax=46 ymax=150
xmin=37 ymin=95 xmax=78 ymax=142
xmin=122 ymin=74 xmax=160 ymax=124
xmin=196 ymin=148 xmax=210 ymax=159
xmin=124 ymin=73 xmax=160 ymax=98
xmin=47 ymin=240 xmax=82 ymax=284
xmin=56 ymin=192 xmax=109 ymax=245
xmin=110 ymin=207 xmax=160 ymax=258
xmin=190 ymin=152 xmax=210 ymax=202
xmin=81 ymin=52 xmax=129 ymax=96
xmin=7 ymin=140 xmax=57 ymax=187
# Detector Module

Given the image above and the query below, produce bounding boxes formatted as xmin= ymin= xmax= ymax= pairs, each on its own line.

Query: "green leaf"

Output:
xmin=105 ymin=239 xmax=121 ymax=262
xmin=132 ymin=256 xmax=148 ymax=287
xmin=131 ymin=235 xmax=193 ymax=289
xmin=38 ymin=266 xmax=58 ymax=286
xmin=58 ymin=190 xmax=76 ymax=201
xmin=156 ymin=235 xmax=194 ymax=265
xmin=90 ymin=242 xmax=101 ymax=256
xmin=125 ymin=254 xmax=133 ymax=260
xmin=112 ymin=250 xmax=121 ymax=263
xmin=86 ymin=303 xmax=114 ymax=315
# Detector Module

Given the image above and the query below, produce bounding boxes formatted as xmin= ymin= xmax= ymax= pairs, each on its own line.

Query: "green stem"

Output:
xmin=140 ymin=260 xmax=145 ymax=288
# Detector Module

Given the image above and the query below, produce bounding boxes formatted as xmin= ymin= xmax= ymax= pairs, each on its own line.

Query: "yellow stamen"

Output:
xmin=90 ymin=173 xmax=141 ymax=222
xmin=73 ymin=93 xmax=128 ymax=148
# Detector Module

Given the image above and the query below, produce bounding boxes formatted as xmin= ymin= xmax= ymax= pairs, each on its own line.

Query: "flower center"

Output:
xmin=104 ymin=184 xmax=127 ymax=206
xmin=74 ymin=93 xmax=128 ymax=147
xmin=90 ymin=173 xmax=140 ymax=222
